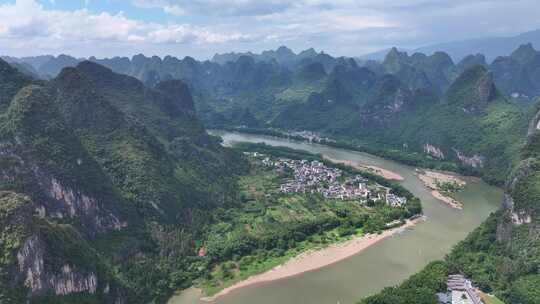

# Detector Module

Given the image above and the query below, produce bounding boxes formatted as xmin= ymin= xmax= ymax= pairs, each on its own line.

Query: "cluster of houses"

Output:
xmin=248 ymin=152 xmax=407 ymax=207
xmin=437 ymin=275 xmax=484 ymax=304
xmin=386 ymin=193 xmax=408 ymax=207
xmin=276 ymin=159 xmax=372 ymax=200
xmin=284 ymin=130 xmax=335 ymax=143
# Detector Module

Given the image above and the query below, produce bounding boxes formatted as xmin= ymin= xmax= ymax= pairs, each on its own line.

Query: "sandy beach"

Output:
xmin=201 ymin=217 xmax=424 ymax=303
xmin=324 ymin=157 xmax=405 ymax=181
xmin=416 ymin=169 xmax=466 ymax=209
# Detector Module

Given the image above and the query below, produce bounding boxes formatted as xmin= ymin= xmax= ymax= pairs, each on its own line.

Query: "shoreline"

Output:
xmin=200 ymin=217 xmax=425 ymax=303
xmin=415 ymin=169 xmax=466 ymax=210
xmin=323 ymin=157 xmax=405 ymax=181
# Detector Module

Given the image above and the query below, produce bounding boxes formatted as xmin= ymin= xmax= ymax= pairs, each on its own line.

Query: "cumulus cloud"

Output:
xmin=131 ymin=0 xmax=540 ymax=54
xmin=0 ymin=0 xmax=252 ymax=53
xmin=1 ymin=0 xmax=540 ymax=58
xmin=132 ymin=0 xmax=513 ymax=17
xmin=236 ymin=0 xmax=540 ymax=54
xmin=132 ymin=0 xmax=295 ymax=17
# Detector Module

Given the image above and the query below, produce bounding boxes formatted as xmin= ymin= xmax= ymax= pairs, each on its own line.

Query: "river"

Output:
xmin=169 ymin=131 xmax=503 ymax=304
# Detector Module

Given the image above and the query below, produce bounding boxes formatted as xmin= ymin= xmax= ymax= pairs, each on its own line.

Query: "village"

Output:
xmin=283 ymin=130 xmax=335 ymax=143
xmin=247 ymin=152 xmax=408 ymax=207
xmin=437 ymin=274 xmax=486 ymax=304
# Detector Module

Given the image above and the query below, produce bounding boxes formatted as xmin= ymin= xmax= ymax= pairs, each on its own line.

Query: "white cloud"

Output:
xmin=1 ymin=0 xmax=540 ymax=59
xmin=133 ymin=0 xmax=295 ymax=16
xmin=0 ymin=0 xmax=251 ymax=53
xmin=163 ymin=5 xmax=186 ymax=16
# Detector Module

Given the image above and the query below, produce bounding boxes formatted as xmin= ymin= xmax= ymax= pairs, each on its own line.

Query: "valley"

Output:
xmin=1 ymin=10 xmax=539 ymax=303
xmin=193 ymin=141 xmax=421 ymax=298
xmin=168 ymin=131 xmax=502 ymax=304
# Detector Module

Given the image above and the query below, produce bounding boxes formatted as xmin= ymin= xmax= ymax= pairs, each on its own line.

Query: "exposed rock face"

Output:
xmin=497 ymin=155 xmax=538 ymax=241
xmin=511 ymin=211 xmax=532 ymax=225
xmin=423 ymin=143 xmax=445 ymax=159
xmin=387 ymin=88 xmax=406 ymax=112
xmin=47 ymin=178 xmax=126 ymax=231
xmin=497 ymin=193 xmax=533 ymax=242
xmin=51 ymin=265 xmax=98 ymax=296
xmin=0 ymin=191 xmax=126 ymax=303
xmin=0 ymin=141 xmax=126 ymax=234
xmin=528 ymin=108 xmax=540 ymax=136
xmin=502 ymin=193 xmax=531 ymax=226
xmin=17 ymin=235 xmax=46 ymax=293
xmin=17 ymin=235 xmax=98 ymax=297
xmin=453 ymin=148 xmax=484 ymax=168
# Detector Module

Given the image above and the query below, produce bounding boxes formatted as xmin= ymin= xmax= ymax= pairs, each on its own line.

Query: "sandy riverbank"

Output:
xmin=416 ymin=169 xmax=466 ymax=209
xmin=324 ymin=157 xmax=405 ymax=181
xmin=200 ymin=217 xmax=424 ymax=303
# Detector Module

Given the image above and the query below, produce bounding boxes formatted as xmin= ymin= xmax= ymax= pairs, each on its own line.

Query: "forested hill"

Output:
xmin=2 ymin=42 xmax=540 ymax=303
xmin=5 ymin=43 xmax=540 ymax=98
xmin=0 ymin=58 xmax=247 ymax=303
xmin=5 ymin=45 xmax=538 ymax=185
xmin=0 ymin=56 xmax=425 ymax=303
xmin=359 ymin=100 xmax=540 ymax=304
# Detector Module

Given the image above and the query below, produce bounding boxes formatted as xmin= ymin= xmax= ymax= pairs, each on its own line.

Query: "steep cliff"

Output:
xmin=0 ymin=191 xmax=125 ymax=303
xmin=441 ymin=104 xmax=540 ymax=304
xmin=400 ymin=65 xmax=526 ymax=183
xmin=361 ymin=100 xmax=540 ymax=304
xmin=0 ymin=61 xmax=247 ymax=303
xmin=1 ymin=85 xmax=127 ymax=235
xmin=491 ymin=43 xmax=540 ymax=98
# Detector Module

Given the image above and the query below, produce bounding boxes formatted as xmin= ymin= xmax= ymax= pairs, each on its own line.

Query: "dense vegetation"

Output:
xmin=2 ymin=42 xmax=540 ymax=304
xmin=359 ymin=100 xmax=540 ymax=304
xmin=360 ymin=261 xmax=449 ymax=304
xmin=0 ymin=59 xmax=423 ymax=303
xmin=273 ymin=64 xmax=528 ymax=185
xmin=0 ymin=59 xmax=248 ymax=303
xmin=360 ymin=210 xmax=538 ymax=304
xmin=198 ymin=143 xmax=421 ymax=294
xmin=7 ymin=44 xmax=539 ymax=185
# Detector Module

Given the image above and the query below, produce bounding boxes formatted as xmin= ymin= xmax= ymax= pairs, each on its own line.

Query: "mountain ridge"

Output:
xmin=360 ymin=29 xmax=540 ymax=62
xmin=0 ymin=58 xmax=248 ymax=303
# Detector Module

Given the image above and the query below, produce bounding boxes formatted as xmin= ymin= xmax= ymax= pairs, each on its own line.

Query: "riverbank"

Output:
xmin=169 ymin=131 xmax=502 ymax=304
xmin=200 ymin=217 xmax=425 ymax=303
xmin=324 ymin=157 xmax=405 ymax=181
xmin=416 ymin=169 xmax=466 ymax=209
xmin=212 ymin=128 xmax=488 ymax=184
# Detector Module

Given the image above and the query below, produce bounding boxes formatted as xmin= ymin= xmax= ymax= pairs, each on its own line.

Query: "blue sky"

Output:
xmin=1 ymin=0 xmax=540 ymax=59
xmin=40 ymin=1 xmax=174 ymax=23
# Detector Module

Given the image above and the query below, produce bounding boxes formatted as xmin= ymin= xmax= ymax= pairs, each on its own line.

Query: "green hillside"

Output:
xmin=0 ymin=59 xmax=248 ymax=303
xmin=359 ymin=100 xmax=540 ymax=304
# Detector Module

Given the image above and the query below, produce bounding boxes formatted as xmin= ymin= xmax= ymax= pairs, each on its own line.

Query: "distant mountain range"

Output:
xmin=360 ymin=29 xmax=540 ymax=62
xmin=3 ymin=42 xmax=540 ymax=181
xmin=1 ymin=32 xmax=540 ymax=304
xmin=5 ymin=42 xmax=540 ymax=100
xmin=14 ymin=43 xmax=529 ymax=183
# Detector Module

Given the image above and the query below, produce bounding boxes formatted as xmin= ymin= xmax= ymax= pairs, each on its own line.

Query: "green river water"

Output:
xmin=169 ymin=131 xmax=503 ymax=304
